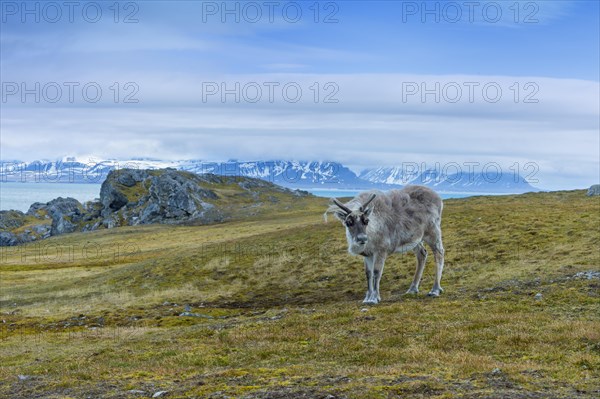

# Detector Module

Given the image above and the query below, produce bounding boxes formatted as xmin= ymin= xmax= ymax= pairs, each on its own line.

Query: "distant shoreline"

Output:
xmin=1 ymin=181 xmax=533 ymax=212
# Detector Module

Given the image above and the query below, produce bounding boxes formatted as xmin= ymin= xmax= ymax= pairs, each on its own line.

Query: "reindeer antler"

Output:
xmin=360 ymin=194 xmax=376 ymax=212
xmin=332 ymin=198 xmax=352 ymax=214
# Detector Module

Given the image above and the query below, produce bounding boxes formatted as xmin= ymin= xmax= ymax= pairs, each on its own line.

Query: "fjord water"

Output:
xmin=306 ymin=189 xmax=484 ymax=200
xmin=0 ymin=182 xmax=101 ymax=212
xmin=0 ymin=182 xmax=489 ymax=212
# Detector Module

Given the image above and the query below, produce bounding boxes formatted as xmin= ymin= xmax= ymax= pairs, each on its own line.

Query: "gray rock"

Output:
xmin=293 ymin=189 xmax=311 ymax=197
xmin=17 ymin=232 xmax=35 ymax=243
xmin=152 ymin=391 xmax=168 ymax=398
xmin=179 ymin=311 xmax=214 ymax=319
xmin=0 ymin=210 xmax=25 ymax=230
xmin=83 ymin=200 xmax=102 ymax=220
xmin=534 ymin=293 xmax=543 ymax=300
xmin=44 ymin=197 xmax=84 ymax=235
xmin=32 ymin=224 xmax=52 ymax=239
xmin=100 ymin=169 xmax=222 ymax=227
xmin=0 ymin=231 xmax=18 ymax=246
xmin=139 ymin=202 xmax=161 ymax=224
xmin=100 ymin=179 xmax=128 ymax=214
xmin=127 ymin=390 xmax=146 ymax=395
xmin=26 ymin=202 xmax=47 ymax=217
xmin=103 ymin=215 xmax=119 ymax=229
xmin=116 ymin=169 xmax=146 ymax=187
xmin=573 ymin=271 xmax=600 ymax=280
xmin=81 ymin=221 xmax=102 ymax=232
xmin=587 ymin=184 xmax=600 ymax=196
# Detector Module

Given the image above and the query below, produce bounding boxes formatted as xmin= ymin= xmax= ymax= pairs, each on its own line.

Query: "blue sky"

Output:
xmin=1 ymin=0 xmax=599 ymax=189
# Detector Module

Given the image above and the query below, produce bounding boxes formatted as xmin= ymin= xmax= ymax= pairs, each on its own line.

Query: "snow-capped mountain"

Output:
xmin=0 ymin=157 xmax=540 ymax=193
xmin=194 ymin=161 xmax=364 ymax=187
xmin=0 ymin=157 xmax=185 ymax=184
xmin=359 ymin=167 xmax=539 ymax=193
xmin=0 ymin=158 xmax=369 ymax=188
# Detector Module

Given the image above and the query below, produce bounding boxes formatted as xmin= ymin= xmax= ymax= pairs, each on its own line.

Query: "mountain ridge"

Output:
xmin=0 ymin=158 xmax=540 ymax=193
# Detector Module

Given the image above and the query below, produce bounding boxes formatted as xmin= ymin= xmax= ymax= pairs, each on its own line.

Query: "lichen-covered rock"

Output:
xmin=99 ymin=169 xmax=222 ymax=227
xmin=100 ymin=180 xmax=129 ymax=215
xmin=116 ymin=168 xmax=147 ymax=187
xmin=43 ymin=197 xmax=85 ymax=235
xmin=0 ymin=231 xmax=18 ymax=246
xmin=0 ymin=210 xmax=26 ymax=230
xmin=587 ymin=184 xmax=600 ymax=196
xmin=32 ymin=224 xmax=52 ymax=239
xmin=83 ymin=200 xmax=102 ymax=221
xmin=26 ymin=202 xmax=48 ymax=218
xmin=0 ymin=209 xmax=53 ymax=245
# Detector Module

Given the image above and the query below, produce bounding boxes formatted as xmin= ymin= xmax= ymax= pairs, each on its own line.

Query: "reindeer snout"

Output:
xmin=356 ymin=234 xmax=368 ymax=245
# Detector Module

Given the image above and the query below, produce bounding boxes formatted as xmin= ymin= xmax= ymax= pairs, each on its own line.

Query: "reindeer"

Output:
xmin=325 ymin=186 xmax=445 ymax=304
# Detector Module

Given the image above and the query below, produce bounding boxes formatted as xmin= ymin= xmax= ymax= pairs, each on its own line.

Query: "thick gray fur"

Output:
xmin=325 ymin=186 xmax=445 ymax=304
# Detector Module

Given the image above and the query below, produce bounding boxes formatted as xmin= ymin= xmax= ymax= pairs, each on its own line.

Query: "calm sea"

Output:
xmin=0 ymin=183 xmax=489 ymax=212
xmin=0 ymin=182 xmax=101 ymax=212
xmin=307 ymin=189 xmax=478 ymax=200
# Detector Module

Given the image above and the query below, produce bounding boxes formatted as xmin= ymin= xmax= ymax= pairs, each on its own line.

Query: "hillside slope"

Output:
xmin=0 ymin=169 xmax=311 ymax=246
xmin=0 ymin=190 xmax=598 ymax=398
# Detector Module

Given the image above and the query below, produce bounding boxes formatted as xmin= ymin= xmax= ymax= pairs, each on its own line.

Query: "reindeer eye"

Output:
xmin=362 ymin=217 xmax=369 ymax=225
xmin=345 ymin=218 xmax=354 ymax=227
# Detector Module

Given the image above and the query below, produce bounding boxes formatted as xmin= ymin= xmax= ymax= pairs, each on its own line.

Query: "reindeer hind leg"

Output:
xmin=427 ymin=226 xmax=445 ymax=297
xmin=406 ymin=243 xmax=427 ymax=295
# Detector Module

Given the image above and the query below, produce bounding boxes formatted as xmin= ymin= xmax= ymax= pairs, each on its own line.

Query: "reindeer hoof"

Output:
xmin=362 ymin=293 xmax=380 ymax=304
xmin=405 ymin=287 xmax=419 ymax=295
xmin=427 ymin=288 xmax=443 ymax=297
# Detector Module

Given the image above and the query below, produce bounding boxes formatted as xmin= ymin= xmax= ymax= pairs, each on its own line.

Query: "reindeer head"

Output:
xmin=331 ymin=194 xmax=376 ymax=254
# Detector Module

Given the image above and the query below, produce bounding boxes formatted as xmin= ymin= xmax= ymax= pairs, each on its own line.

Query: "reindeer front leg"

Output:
xmin=373 ymin=254 xmax=386 ymax=303
xmin=363 ymin=254 xmax=385 ymax=304
xmin=363 ymin=256 xmax=375 ymax=304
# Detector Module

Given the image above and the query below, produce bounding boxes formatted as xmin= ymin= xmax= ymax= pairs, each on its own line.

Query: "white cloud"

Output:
xmin=2 ymin=72 xmax=598 ymax=190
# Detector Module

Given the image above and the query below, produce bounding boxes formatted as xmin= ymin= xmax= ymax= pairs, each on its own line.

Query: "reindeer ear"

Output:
xmin=363 ymin=207 xmax=373 ymax=217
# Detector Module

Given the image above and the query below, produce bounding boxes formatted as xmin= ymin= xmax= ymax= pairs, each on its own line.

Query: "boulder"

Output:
xmin=0 ymin=210 xmax=25 ymax=230
xmin=0 ymin=231 xmax=18 ymax=246
xmin=100 ymin=180 xmax=129 ymax=215
xmin=99 ymin=169 xmax=221 ymax=227
xmin=32 ymin=224 xmax=52 ymax=239
xmin=116 ymin=168 xmax=147 ymax=187
xmin=587 ymin=184 xmax=600 ymax=196
xmin=42 ymin=197 xmax=85 ymax=235
xmin=26 ymin=202 xmax=48 ymax=217
xmin=0 ymin=209 xmax=53 ymax=245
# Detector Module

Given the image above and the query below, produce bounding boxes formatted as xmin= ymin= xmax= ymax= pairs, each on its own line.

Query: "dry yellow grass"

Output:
xmin=0 ymin=190 xmax=598 ymax=398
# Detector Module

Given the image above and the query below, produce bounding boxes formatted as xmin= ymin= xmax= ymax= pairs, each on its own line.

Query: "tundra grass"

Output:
xmin=0 ymin=190 xmax=598 ymax=398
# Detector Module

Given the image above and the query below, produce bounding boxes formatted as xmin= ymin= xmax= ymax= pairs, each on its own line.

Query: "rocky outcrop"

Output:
xmin=0 ymin=169 xmax=311 ymax=246
xmin=0 ymin=210 xmax=26 ymax=244
xmin=0 ymin=210 xmax=26 ymax=230
xmin=0 ymin=231 xmax=18 ymax=246
xmin=99 ymin=169 xmax=222 ymax=228
xmin=0 ymin=202 xmax=63 ymax=246
xmin=587 ymin=184 xmax=600 ymax=196
xmin=51 ymin=198 xmax=84 ymax=235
